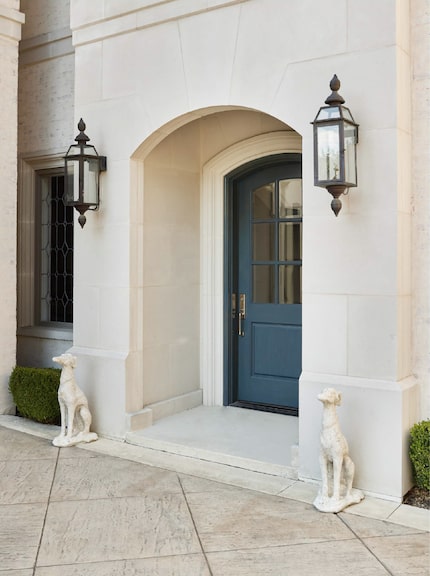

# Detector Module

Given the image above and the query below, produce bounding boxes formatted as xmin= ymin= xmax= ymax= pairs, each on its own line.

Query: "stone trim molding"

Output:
xmin=126 ymin=389 xmax=203 ymax=431
xmin=0 ymin=5 xmax=24 ymax=44
xmin=200 ymin=131 xmax=302 ymax=406
xmin=71 ymin=0 xmax=249 ymax=46
xmin=300 ymin=371 xmax=418 ymax=393
xmin=19 ymin=27 xmax=73 ymax=65
xmin=17 ymin=154 xmax=64 ymax=329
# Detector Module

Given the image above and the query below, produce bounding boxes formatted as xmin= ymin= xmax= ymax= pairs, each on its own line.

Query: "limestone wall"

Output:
xmin=18 ymin=0 xmax=74 ymax=156
xmin=0 ymin=1 xmax=24 ymax=413
xmin=411 ymin=0 xmax=430 ymax=419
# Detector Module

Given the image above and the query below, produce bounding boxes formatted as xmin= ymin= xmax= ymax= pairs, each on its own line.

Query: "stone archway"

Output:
xmin=128 ymin=110 xmax=301 ymax=429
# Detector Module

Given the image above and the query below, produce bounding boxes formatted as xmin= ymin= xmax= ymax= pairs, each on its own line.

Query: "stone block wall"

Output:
xmin=18 ymin=0 xmax=74 ymax=156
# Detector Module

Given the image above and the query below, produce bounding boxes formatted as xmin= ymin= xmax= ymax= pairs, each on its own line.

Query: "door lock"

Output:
xmin=231 ymin=293 xmax=237 ymax=318
xmin=238 ymin=293 xmax=246 ymax=336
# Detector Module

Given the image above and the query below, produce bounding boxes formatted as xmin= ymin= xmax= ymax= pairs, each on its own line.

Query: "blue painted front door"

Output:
xmin=230 ymin=156 xmax=302 ymax=412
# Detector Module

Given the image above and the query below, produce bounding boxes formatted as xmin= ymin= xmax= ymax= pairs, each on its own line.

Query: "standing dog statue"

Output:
xmin=52 ymin=353 xmax=98 ymax=447
xmin=313 ymin=388 xmax=364 ymax=512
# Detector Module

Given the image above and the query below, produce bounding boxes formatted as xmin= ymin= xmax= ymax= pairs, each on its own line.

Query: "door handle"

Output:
xmin=238 ymin=293 xmax=246 ymax=336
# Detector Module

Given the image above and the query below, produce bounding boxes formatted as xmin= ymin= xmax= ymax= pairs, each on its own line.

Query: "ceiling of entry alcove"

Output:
xmin=132 ymin=107 xmax=297 ymax=163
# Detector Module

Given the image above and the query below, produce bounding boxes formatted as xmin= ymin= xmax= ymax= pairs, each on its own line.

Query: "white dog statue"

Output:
xmin=52 ymin=353 xmax=98 ymax=447
xmin=313 ymin=388 xmax=364 ymax=513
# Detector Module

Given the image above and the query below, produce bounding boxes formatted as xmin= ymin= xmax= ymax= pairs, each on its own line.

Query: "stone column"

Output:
xmin=411 ymin=0 xmax=430 ymax=419
xmin=0 ymin=1 xmax=24 ymax=413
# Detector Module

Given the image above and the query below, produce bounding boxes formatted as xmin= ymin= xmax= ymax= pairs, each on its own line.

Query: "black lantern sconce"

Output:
xmin=312 ymin=75 xmax=359 ymax=216
xmin=64 ymin=118 xmax=107 ymax=228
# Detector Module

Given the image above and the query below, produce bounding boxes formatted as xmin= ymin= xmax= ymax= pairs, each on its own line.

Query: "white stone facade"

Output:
xmin=3 ymin=0 xmax=428 ymax=501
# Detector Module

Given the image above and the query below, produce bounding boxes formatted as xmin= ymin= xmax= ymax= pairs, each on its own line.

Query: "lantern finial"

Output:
xmin=325 ymin=74 xmax=345 ymax=106
xmin=75 ymin=118 xmax=90 ymax=145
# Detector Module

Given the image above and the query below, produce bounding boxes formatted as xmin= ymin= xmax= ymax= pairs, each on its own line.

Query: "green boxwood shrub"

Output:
xmin=409 ymin=420 xmax=430 ymax=491
xmin=9 ymin=366 xmax=61 ymax=425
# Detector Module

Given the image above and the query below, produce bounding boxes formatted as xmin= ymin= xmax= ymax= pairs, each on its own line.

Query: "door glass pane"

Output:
xmin=253 ymin=223 xmax=275 ymax=261
xmin=253 ymin=183 xmax=275 ymax=219
xmin=279 ymin=222 xmax=301 ymax=261
xmin=253 ymin=265 xmax=275 ymax=303
xmin=279 ymin=179 xmax=302 ymax=217
xmin=279 ymin=265 xmax=301 ymax=304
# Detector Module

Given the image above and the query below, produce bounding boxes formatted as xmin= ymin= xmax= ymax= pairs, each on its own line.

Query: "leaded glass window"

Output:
xmin=38 ymin=173 xmax=74 ymax=324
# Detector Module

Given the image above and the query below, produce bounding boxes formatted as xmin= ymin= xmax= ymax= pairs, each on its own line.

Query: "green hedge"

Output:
xmin=409 ymin=420 xmax=430 ymax=491
xmin=9 ymin=366 xmax=61 ymax=425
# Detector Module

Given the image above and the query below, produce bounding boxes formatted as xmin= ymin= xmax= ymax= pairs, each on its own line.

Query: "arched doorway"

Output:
xmin=129 ymin=109 xmax=302 ymax=427
xmin=127 ymin=110 xmax=302 ymax=475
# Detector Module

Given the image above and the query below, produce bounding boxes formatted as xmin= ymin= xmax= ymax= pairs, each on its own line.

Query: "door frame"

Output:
xmin=200 ymin=131 xmax=302 ymax=407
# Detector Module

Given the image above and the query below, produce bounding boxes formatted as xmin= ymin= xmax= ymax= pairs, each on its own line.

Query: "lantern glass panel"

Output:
xmin=342 ymin=107 xmax=355 ymax=122
xmin=317 ymin=124 xmax=340 ymax=182
xmin=65 ymin=158 xmax=77 ymax=204
xmin=344 ymin=123 xmax=357 ymax=186
xmin=316 ymin=106 xmax=341 ymax=121
xmin=65 ymin=149 xmax=100 ymax=206
xmin=84 ymin=157 xmax=100 ymax=205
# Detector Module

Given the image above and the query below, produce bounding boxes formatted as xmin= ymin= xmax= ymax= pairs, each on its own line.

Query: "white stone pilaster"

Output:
xmin=0 ymin=2 xmax=24 ymax=413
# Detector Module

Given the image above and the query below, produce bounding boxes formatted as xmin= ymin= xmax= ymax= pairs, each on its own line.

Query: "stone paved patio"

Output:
xmin=0 ymin=419 xmax=428 ymax=575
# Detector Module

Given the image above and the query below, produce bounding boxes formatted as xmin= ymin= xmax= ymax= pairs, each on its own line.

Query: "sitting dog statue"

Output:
xmin=52 ymin=353 xmax=98 ymax=447
xmin=313 ymin=387 xmax=364 ymax=513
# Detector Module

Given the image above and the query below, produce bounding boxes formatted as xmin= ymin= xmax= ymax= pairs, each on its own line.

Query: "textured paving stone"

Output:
xmin=206 ymin=540 xmax=390 ymax=576
xmin=0 ymin=503 xmax=46 ymax=570
xmin=51 ymin=454 xmax=182 ymax=501
xmin=0 ymin=459 xmax=56 ymax=504
xmin=185 ymin=489 xmax=352 ymax=552
xmin=0 ymin=427 xmax=58 ymax=461
xmin=37 ymin=495 xmax=201 ymax=566
xmin=34 ymin=555 xmax=211 ymax=576
xmin=363 ymin=533 xmax=430 ymax=576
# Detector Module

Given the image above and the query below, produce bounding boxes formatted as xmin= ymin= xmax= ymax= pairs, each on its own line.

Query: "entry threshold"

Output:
xmin=126 ymin=405 xmax=299 ymax=480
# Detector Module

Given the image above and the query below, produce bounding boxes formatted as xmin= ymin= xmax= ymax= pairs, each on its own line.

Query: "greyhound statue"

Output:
xmin=52 ymin=353 xmax=98 ymax=447
xmin=313 ymin=388 xmax=364 ymax=513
